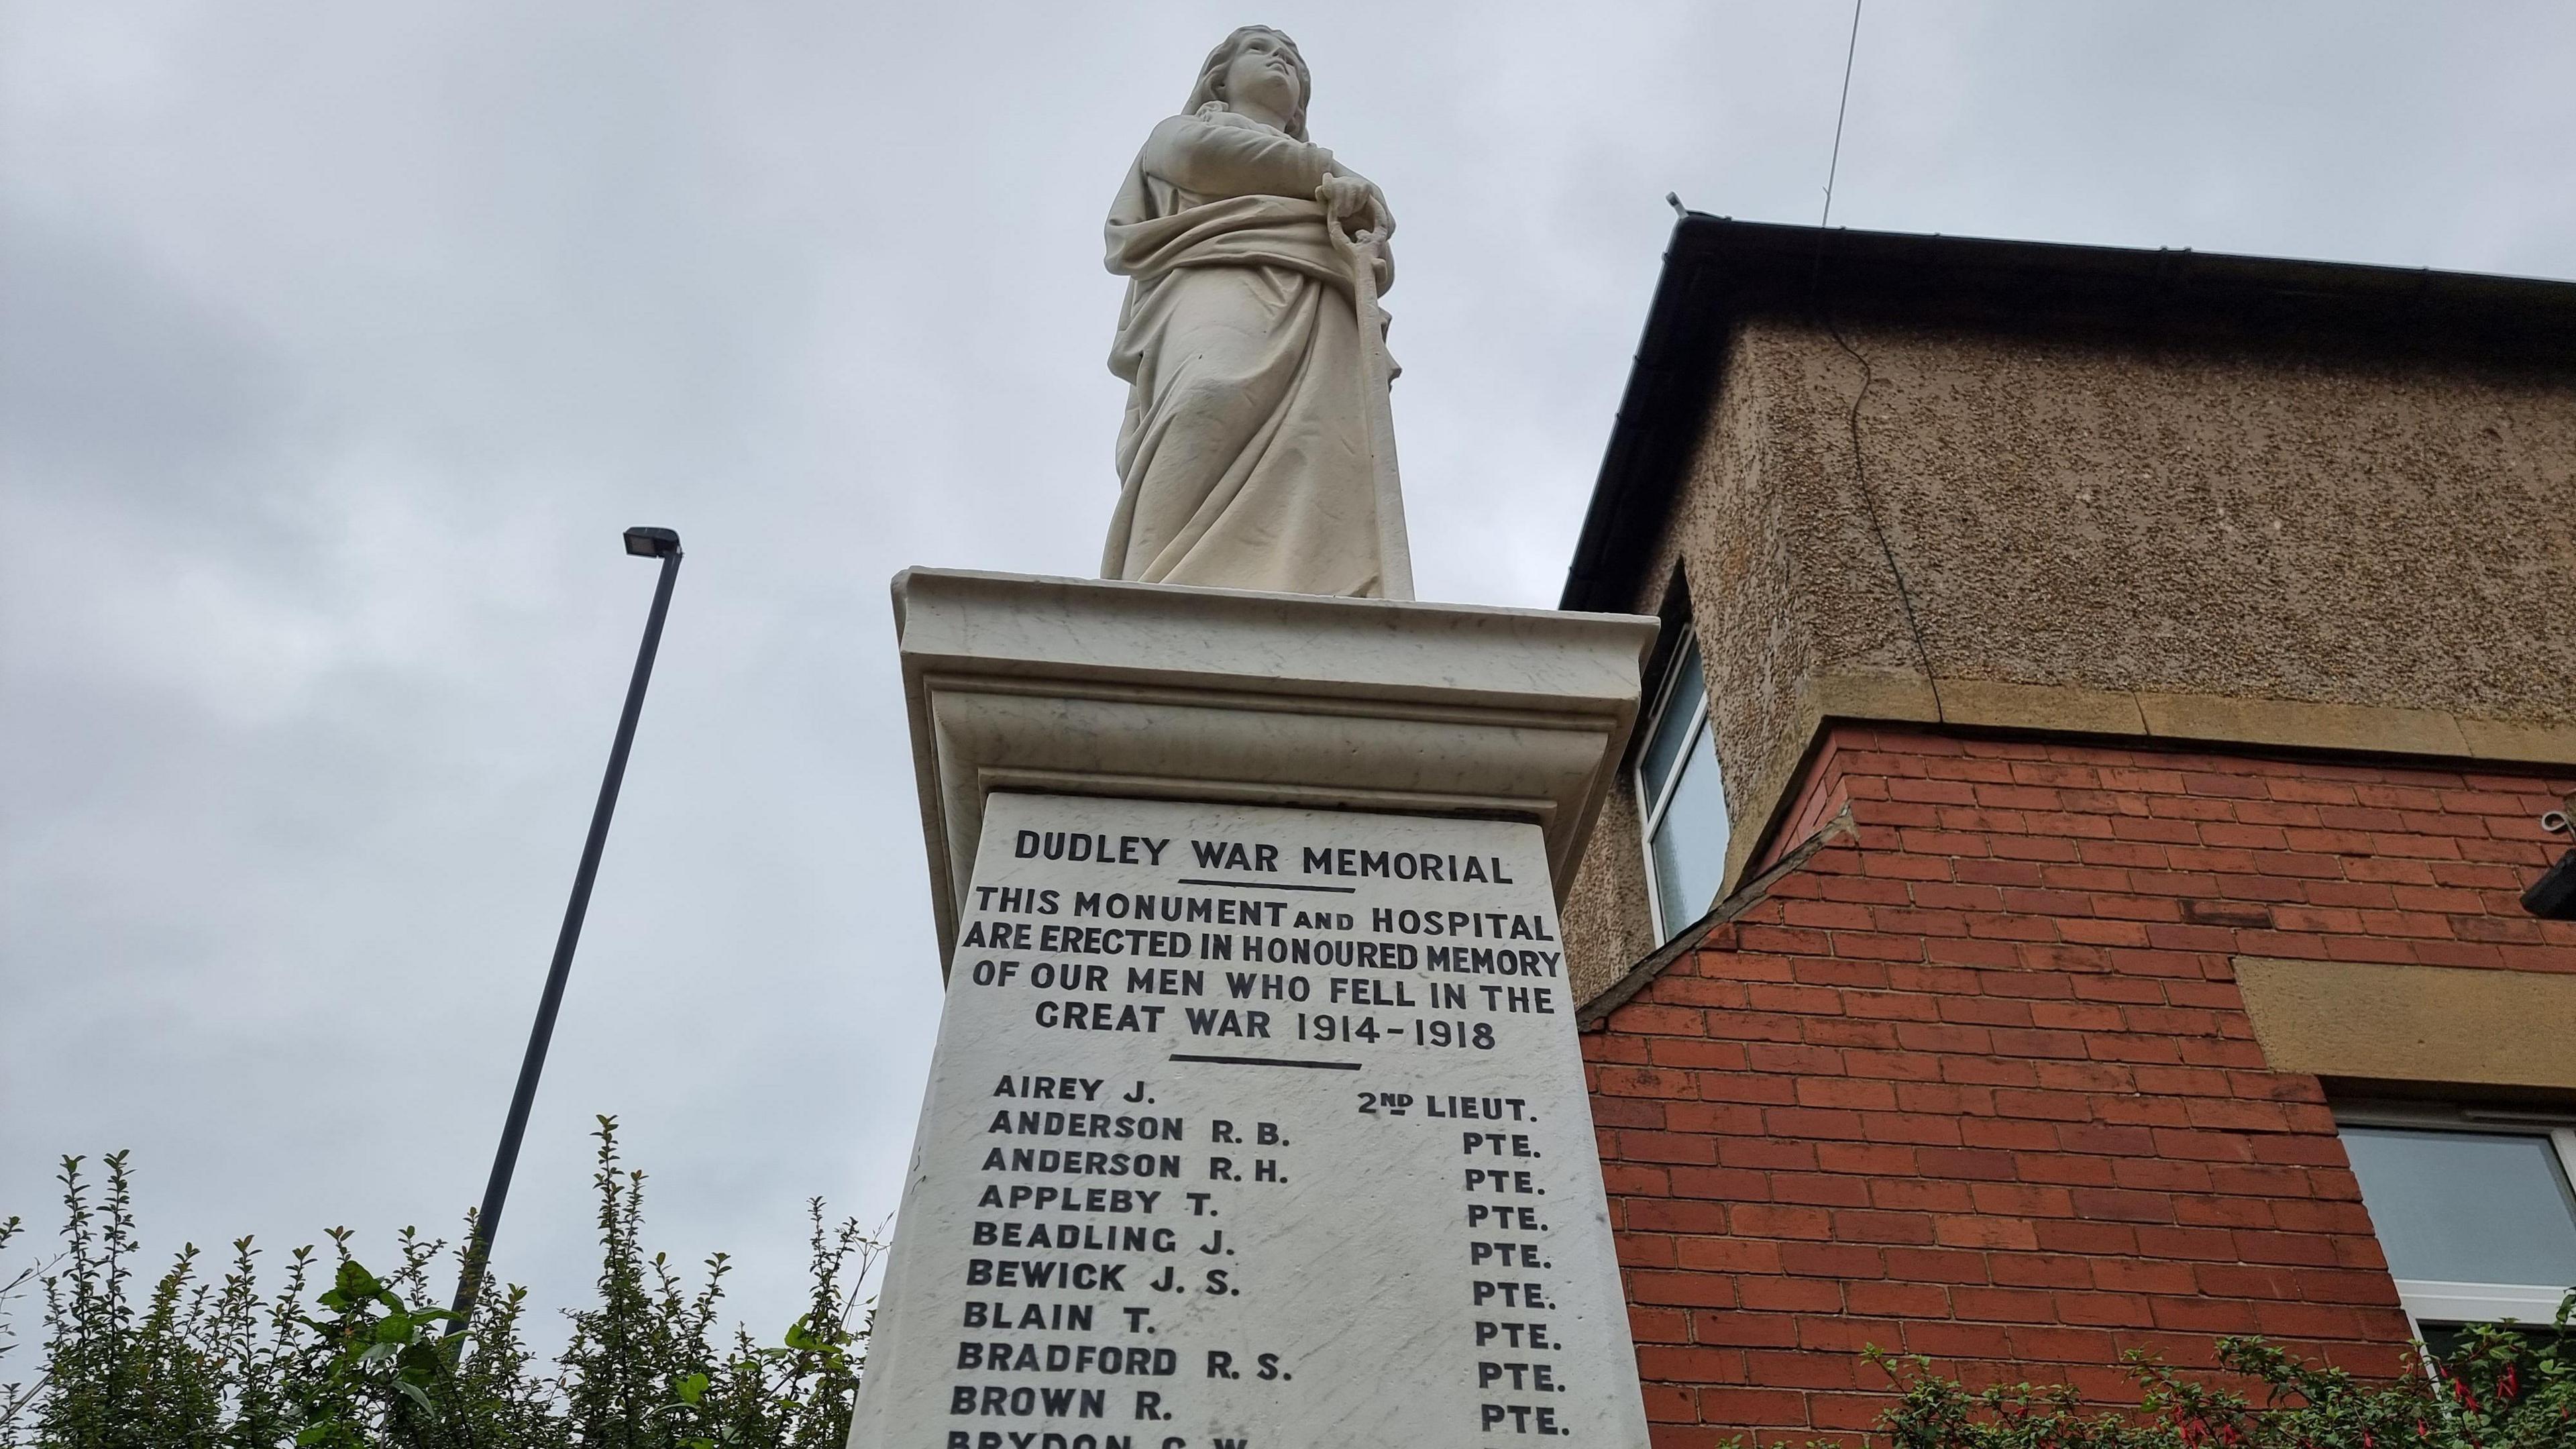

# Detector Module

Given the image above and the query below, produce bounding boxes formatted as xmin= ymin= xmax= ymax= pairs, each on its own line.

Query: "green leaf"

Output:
xmin=676 ymin=1371 xmax=710 ymax=1404
xmin=397 ymin=1341 xmax=443 ymax=1379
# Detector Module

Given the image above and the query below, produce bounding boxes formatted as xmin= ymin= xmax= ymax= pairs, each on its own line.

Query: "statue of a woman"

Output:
xmin=1100 ymin=25 xmax=1411 ymax=599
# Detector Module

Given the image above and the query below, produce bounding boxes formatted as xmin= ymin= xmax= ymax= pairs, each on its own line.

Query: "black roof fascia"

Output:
xmin=1557 ymin=215 xmax=2576 ymax=614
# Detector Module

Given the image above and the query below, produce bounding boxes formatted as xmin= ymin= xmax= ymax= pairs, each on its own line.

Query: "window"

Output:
xmin=1635 ymin=631 xmax=1729 ymax=942
xmin=2337 ymin=1110 xmax=2576 ymax=1334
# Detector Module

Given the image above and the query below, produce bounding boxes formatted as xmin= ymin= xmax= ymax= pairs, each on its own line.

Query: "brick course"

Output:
xmin=1582 ymin=724 xmax=2576 ymax=1446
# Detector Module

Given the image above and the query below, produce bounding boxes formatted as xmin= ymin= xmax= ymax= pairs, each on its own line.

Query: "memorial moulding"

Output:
xmin=893 ymin=568 xmax=1657 ymax=967
xmin=856 ymin=568 xmax=1658 ymax=1449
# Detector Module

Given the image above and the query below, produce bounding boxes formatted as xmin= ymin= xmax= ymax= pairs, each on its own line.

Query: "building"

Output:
xmin=1554 ymin=216 xmax=2576 ymax=1442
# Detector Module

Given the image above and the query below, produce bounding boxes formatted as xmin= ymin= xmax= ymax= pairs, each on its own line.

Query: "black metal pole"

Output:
xmin=451 ymin=532 xmax=682 ymax=1330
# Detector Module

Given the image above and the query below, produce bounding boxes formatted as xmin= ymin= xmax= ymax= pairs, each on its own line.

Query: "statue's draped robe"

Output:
xmin=1102 ymin=107 xmax=1395 ymax=597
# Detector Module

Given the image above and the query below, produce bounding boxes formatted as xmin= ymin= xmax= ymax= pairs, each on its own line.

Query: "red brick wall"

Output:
xmin=1580 ymin=724 xmax=2576 ymax=1446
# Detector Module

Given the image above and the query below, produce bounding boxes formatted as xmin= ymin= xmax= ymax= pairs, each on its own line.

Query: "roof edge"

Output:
xmin=1558 ymin=215 xmax=2576 ymax=614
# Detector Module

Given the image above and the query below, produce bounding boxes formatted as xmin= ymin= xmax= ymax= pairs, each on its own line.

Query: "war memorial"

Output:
xmin=847 ymin=26 xmax=1661 ymax=1449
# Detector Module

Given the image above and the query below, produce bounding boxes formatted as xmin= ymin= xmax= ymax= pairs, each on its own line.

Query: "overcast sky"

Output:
xmin=5 ymin=1 xmax=2573 ymax=1354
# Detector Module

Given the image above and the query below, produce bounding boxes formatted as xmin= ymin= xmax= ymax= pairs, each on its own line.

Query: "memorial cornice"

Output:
xmin=894 ymin=568 xmax=1658 ymax=965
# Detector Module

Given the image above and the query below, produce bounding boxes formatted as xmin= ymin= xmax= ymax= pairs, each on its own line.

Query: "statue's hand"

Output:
xmin=1362 ymin=184 xmax=1395 ymax=242
xmin=1318 ymin=174 xmax=1391 ymax=244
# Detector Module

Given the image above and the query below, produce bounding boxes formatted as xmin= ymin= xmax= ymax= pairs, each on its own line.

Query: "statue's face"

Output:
xmin=1220 ymin=31 xmax=1301 ymax=124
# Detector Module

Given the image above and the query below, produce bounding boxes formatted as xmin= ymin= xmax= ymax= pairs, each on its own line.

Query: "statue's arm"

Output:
xmin=1141 ymin=113 xmax=1335 ymax=201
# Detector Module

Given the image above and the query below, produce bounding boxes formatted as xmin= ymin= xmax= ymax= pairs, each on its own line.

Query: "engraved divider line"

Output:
xmin=1173 ymin=877 xmax=1358 ymax=894
xmin=1169 ymin=1053 xmax=1363 ymax=1071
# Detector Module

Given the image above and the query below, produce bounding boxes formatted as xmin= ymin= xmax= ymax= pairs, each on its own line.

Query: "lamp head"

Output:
xmin=623 ymin=526 xmax=682 ymax=559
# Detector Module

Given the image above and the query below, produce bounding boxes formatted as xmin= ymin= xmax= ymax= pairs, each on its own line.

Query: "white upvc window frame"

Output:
xmin=1634 ymin=628 xmax=1715 ymax=943
xmin=2334 ymin=1102 xmax=2576 ymax=1337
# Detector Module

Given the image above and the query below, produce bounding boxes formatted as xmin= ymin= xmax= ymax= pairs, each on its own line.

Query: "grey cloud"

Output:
xmin=1 ymin=211 xmax=284 ymax=488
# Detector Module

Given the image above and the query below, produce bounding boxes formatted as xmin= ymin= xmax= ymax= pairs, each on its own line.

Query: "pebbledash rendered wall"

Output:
xmin=1576 ymin=722 xmax=2576 ymax=1443
xmin=1554 ymin=223 xmax=2576 ymax=992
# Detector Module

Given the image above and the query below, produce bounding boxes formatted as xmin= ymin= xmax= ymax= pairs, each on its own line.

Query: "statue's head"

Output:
xmin=1185 ymin=25 xmax=1311 ymax=140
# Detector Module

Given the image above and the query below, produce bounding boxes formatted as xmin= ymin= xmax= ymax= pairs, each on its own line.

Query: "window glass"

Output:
xmin=2421 ymin=1323 xmax=2576 ymax=1361
xmin=1648 ymin=720 xmax=1729 ymax=933
xmin=2341 ymin=1127 xmax=2576 ymax=1288
xmin=1638 ymin=640 xmax=1705 ymax=808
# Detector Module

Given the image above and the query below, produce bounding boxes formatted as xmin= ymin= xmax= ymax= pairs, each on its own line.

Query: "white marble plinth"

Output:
xmin=859 ymin=570 xmax=1658 ymax=1449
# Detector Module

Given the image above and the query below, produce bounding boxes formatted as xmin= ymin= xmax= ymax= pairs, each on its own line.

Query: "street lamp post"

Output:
xmin=449 ymin=525 xmax=684 ymax=1329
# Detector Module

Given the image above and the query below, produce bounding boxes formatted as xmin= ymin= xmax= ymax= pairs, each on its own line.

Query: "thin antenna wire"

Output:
xmin=1821 ymin=0 xmax=1863 ymax=229
xmin=1803 ymin=0 xmax=1945 ymax=721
